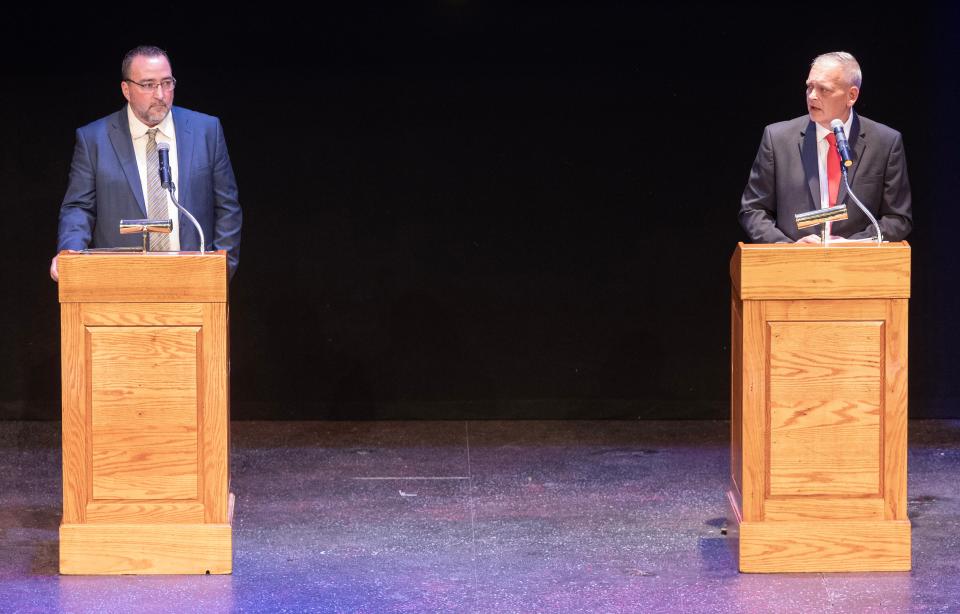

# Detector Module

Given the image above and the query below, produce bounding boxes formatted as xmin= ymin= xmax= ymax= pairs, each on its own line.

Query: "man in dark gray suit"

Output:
xmin=740 ymin=51 xmax=912 ymax=244
xmin=51 ymin=45 xmax=242 ymax=279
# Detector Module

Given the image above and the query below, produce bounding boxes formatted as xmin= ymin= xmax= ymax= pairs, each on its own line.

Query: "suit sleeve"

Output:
xmin=739 ymin=126 xmax=793 ymax=244
xmin=210 ymin=119 xmax=243 ymax=278
xmin=847 ymin=132 xmax=913 ymax=241
xmin=57 ymin=128 xmax=97 ymax=252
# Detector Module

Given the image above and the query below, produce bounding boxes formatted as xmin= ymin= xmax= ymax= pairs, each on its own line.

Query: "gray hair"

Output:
xmin=121 ymin=45 xmax=171 ymax=80
xmin=812 ymin=51 xmax=862 ymax=89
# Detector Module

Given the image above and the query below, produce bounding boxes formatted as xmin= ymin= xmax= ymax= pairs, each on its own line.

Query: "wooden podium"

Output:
xmin=728 ymin=242 xmax=911 ymax=573
xmin=57 ymin=251 xmax=233 ymax=574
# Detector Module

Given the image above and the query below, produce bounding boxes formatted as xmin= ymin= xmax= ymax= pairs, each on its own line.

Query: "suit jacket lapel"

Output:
xmin=837 ymin=112 xmax=865 ymax=205
xmin=107 ymin=108 xmax=147 ymax=217
xmin=800 ymin=120 xmax=819 ymax=211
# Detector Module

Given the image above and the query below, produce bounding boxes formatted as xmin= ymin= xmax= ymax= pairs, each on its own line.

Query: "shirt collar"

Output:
xmin=126 ymin=104 xmax=175 ymax=140
xmin=816 ymin=111 xmax=855 ymax=142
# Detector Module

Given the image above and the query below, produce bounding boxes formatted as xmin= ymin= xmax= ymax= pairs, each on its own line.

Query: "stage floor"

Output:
xmin=1 ymin=419 xmax=958 ymax=613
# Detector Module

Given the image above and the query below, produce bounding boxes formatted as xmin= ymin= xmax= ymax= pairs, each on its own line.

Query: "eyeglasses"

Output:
xmin=125 ymin=77 xmax=177 ymax=93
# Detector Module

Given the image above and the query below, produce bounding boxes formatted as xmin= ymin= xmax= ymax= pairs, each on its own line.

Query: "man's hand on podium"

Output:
xmin=50 ymin=251 xmax=80 ymax=282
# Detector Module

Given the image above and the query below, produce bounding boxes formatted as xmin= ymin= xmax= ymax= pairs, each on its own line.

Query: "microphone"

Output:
xmin=155 ymin=141 xmax=207 ymax=254
xmin=157 ymin=141 xmax=173 ymax=189
xmin=829 ymin=119 xmax=854 ymax=168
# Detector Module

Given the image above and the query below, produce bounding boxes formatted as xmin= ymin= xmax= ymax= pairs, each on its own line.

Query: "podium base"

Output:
xmin=729 ymin=490 xmax=911 ymax=573
xmin=59 ymin=494 xmax=234 ymax=575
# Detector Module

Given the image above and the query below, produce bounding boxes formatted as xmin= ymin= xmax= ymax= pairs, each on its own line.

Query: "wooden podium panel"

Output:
xmin=729 ymin=242 xmax=910 ymax=573
xmin=58 ymin=252 xmax=232 ymax=574
xmin=90 ymin=326 xmax=200 ymax=500
xmin=768 ymin=319 xmax=883 ymax=497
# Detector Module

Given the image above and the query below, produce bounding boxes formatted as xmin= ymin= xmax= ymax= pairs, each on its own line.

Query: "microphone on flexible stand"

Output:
xmin=829 ymin=119 xmax=882 ymax=244
xmin=156 ymin=142 xmax=206 ymax=254
xmin=829 ymin=119 xmax=854 ymax=168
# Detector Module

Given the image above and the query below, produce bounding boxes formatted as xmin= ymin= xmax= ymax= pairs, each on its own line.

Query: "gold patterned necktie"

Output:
xmin=145 ymin=128 xmax=171 ymax=251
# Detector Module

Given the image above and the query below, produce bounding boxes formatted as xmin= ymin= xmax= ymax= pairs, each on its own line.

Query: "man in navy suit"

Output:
xmin=51 ymin=45 xmax=242 ymax=279
xmin=740 ymin=51 xmax=912 ymax=243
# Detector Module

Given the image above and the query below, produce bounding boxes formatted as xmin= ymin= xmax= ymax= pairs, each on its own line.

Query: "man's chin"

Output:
xmin=146 ymin=108 xmax=169 ymax=123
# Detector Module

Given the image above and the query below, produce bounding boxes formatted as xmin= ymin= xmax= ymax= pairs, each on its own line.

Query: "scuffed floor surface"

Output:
xmin=1 ymin=420 xmax=959 ymax=613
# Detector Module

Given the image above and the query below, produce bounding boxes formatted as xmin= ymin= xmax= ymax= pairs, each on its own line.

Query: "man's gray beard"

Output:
xmin=146 ymin=104 xmax=169 ymax=124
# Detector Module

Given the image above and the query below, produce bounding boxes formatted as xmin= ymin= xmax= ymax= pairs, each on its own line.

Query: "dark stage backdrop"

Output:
xmin=2 ymin=5 xmax=958 ymax=420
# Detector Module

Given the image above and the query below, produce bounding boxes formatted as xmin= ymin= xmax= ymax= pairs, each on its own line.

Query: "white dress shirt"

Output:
xmin=127 ymin=105 xmax=181 ymax=250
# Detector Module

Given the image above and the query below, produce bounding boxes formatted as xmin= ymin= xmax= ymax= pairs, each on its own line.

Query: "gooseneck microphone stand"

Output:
xmin=840 ymin=168 xmax=883 ymax=245
xmin=165 ymin=181 xmax=206 ymax=255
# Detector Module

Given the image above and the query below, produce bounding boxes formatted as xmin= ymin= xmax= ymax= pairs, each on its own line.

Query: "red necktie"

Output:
xmin=825 ymin=132 xmax=841 ymax=206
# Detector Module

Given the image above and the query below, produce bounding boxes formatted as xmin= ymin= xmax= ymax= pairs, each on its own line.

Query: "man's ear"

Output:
xmin=848 ymin=86 xmax=860 ymax=108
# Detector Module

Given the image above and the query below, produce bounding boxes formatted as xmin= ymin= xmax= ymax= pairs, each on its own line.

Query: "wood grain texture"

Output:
xmin=89 ymin=327 xmax=200 ymax=500
xmin=884 ymin=299 xmax=909 ymax=520
xmin=739 ymin=520 xmax=911 ymax=573
xmin=91 ymin=437 xmax=198 ymax=500
xmin=740 ymin=299 xmax=766 ymax=521
xmin=764 ymin=298 xmax=889 ymax=322
xmin=86 ymin=502 xmax=205 ymax=523
xmin=763 ymin=497 xmax=885 ymax=521
xmin=83 ymin=303 xmax=204 ymax=326
xmin=767 ymin=321 xmax=882 ymax=497
xmin=61 ymin=303 xmax=87 ymax=523
xmin=732 ymin=242 xmax=910 ymax=300
xmin=60 ymin=523 xmax=232 ymax=574
xmin=58 ymin=252 xmax=228 ymax=303
xmin=89 ymin=327 xmax=199 ymax=419
xmin=202 ymin=303 xmax=231 ymax=522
